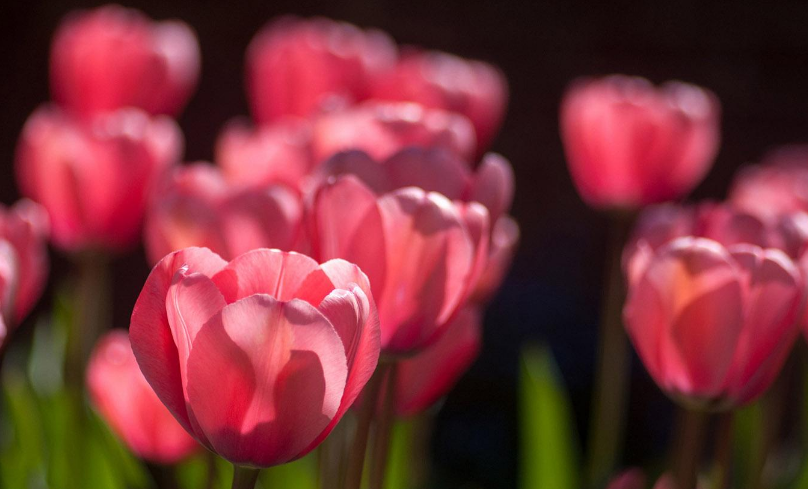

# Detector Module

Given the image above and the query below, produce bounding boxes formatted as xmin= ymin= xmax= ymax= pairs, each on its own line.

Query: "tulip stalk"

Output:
xmin=231 ymin=466 xmax=261 ymax=489
xmin=672 ymin=408 xmax=708 ymax=489
xmin=712 ymin=413 xmax=734 ymax=489
xmin=585 ymin=212 xmax=635 ymax=488
xmin=369 ymin=362 xmax=398 ymax=489
xmin=66 ymin=251 xmax=110 ymax=387
xmin=344 ymin=361 xmax=389 ymax=489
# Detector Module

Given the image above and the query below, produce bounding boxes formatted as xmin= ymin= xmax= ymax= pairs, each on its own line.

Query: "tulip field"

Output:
xmin=2 ymin=2 xmax=808 ymax=489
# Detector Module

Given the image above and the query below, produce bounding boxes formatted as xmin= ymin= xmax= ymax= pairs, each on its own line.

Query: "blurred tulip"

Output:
xmin=372 ymin=49 xmax=508 ymax=152
xmin=729 ymin=145 xmax=808 ymax=222
xmin=471 ymin=215 xmax=519 ymax=303
xmin=247 ymin=16 xmax=396 ymax=123
xmin=393 ymin=306 xmax=481 ymax=417
xmin=144 ymin=163 xmax=303 ymax=264
xmin=215 ymin=118 xmax=313 ymax=192
xmin=311 ymin=101 xmax=477 ymax=164
xmin=624 ymin=236 xmax=803 ymax=408
xmin=560 ymin=75 xmax=720 ymax=209
xmin=606 ymin=471 xmax=681 ymax=489
xmin=308 ymin=173 xmax=477 ymax=355
xmin=16 ymin=105 xmax=182 ymax=252
xmin=129 ymin=247 xmax=380 ymax=467
xmin=51 ymin=4 xmax=200 ymax=118
xmin=87 ymin=330 xmax=199 ymax=464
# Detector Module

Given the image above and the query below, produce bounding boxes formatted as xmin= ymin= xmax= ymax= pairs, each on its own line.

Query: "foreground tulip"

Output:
xmin=87 ymin=330 xmax=199 ymax=463
xmin=372 ymin=49 xmax=508 ymax=152
xmin=560 ymin=75 xmax=720 ymax=209
xmin=144 ymin=164 xmax=303 ymax=264
xmin=129 ymin=247 xmax=379 ymax=469
xmin=624 ymin=237 xmax=802 ymax=408
xmin=247 ymin=16 xmax=396 ymax=123
xmin=0 ymin=200 xmax=49 ymax=350
xmin=16 ymin=106 xmax=182 ymax=252
xmin=310 ymin=101 xmax=477 ymax=164
xmin=51 ymin=4 xmax=200 ymax=118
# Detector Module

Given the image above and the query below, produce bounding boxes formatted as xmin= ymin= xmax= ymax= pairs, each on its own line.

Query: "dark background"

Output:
xmin=3 ymin=1 xmax=808 ymax=487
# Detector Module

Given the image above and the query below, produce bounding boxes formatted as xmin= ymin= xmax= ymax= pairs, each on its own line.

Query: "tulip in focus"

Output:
xmin=144 ymin=163 xmax=303 ymax=264
xmin=16 ymin=106 xmax=182 ymax=252
xmin=51 ymin=4 xmax=200 ymax=118
xmin=87 ymin=330 xmax=199 ymax=463
xmin=623 ymin=236 xmax=803 ymax=408
xmin=560 ymin=75 xmax=720 ymax=209
xmin=372 ymin=49 xmax=508 ymax=152
xmin=129 ymin=247 xmax=380 ymax=467
xmin=247 ymin=16 xmax=397 ymax=123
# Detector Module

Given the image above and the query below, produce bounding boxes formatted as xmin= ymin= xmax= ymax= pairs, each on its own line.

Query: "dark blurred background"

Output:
xmin=3 ymin=1 xmax=808 ymax=487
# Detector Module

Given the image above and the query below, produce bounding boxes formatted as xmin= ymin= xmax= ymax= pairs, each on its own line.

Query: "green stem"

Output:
xmin=712 ymin=412 xmax=734 ymax=489
xmin=369 ymin=362 xmax=398 ymax=489
xmin=585 ymin=212 xmax=635 ymax=488
xmin=343 ymin=362 xmax=389 ymax=489
xmin=205 ymin=451 xmax=218 ymax=489
xmin=673 ymin=408 xmax=708 ymax=489
xmin=231 ymin=465 xmax=261 ymax=489
xmin=66 ymin=251 xmax=110 ymax=387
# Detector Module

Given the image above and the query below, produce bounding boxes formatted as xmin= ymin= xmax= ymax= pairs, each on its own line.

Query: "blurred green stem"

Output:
xmin=231 ymin=466 xmax=260 ymax=489
xmin=369 ymin=362 xmax=398 ymax=489
xmin=205 ymin=450 xmax=218 ymax=489
xmin=585 ymin=212 xmax=635 ymax=488
xmin=673 ymin=408 xmax=708 ymax=489
xmin=344 ymin=361 xmax=389 ymax=489
xmin=712 ymin=412 xmax=734 ymax=489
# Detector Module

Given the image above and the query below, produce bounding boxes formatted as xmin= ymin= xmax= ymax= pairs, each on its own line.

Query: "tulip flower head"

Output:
xmin=560 ymin=75 xmax=720 ymax=210
xmin=51 ymin=4 xmax=200 ymax=118
xmin=87 ymin=330 xmax=200 ymax=464
xmin=129 ymin=247 xmax=380 ymax=467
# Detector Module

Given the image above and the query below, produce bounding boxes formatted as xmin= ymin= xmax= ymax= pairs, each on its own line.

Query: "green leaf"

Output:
xmin=519 ymin=345 xmax=580 ymax=489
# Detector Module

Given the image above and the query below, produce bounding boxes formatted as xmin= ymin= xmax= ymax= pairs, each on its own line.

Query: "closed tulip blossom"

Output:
xmin=623 ymin=236 xmax=803 ymax=408
xmin=129 ymin=247 xmax=380 ymax=468
xmin=51 ymin=4 xmax=200 ymax=118
xmin=144 ymin=163 xmax=303 ymax=264
xmin=87 ymin=330 xmax=199 ymax=463
xmin=247 ymin=16 xmax=397 ymax=123
xmin=560 ymin=75 xmax=720 ymax=209
xmin=310 ymin=101 xmax=477 ymax=164
xmin=0 ymin=200 xmax=49 ymax=349
xmin=16 ymin=106 xmax=182 ymax=252
xmin=372 ymin=49 xmax=508 ymax=152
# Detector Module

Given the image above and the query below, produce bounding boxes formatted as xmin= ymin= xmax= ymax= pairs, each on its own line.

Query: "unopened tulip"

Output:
xmin=247 ymin=16 xmax=396 ymax=123
xmin=144 ymin=163 xmax=303 ymax=264
xmin=16 ymin=106 xmax=182 ymax=252
xmin=87 ymin=330 xmax=199 ymax=463
xmin=372 ymin=49 xmax=508 ymax=152
xmin=215 ymin=118 xmax=313 ymax=192
xmin=51 ymin=4 xmax=200 ymax=117
xmin=129 ymin=247 xmax=380 ymax=467
xmin=311 ymin=101 xmax=477 ymax=164
xmin=560 ymin=75 xmax=720 ymax=209
xmin=309 ymin=172 xmax=477 ymax=355
xmin=624 ymin=237 xmax=803 ymax=408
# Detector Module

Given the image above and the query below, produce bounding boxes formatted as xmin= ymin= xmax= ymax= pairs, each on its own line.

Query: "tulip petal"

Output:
xmin=384 ymin=148 xmax=471 ymax=200
xmin=468 ymin=153 xmax=515 ymax=222
xmin=212 ymin=248 xmax=319 ymax=303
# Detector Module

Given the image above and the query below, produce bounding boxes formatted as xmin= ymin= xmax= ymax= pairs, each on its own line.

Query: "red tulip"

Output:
xmin=729 ymin=145 xmax=808 ymax=222
xmin=393 ymin=306 xmax=481 ymax=417
xmin=560 ymin=75 xmax=720 ymax=209
xmin=144 ymin=163 xmax=303 ymax=264
xmin=310 ymin=101 xmax=477 ymax=164
xmin=246 ymin=16 xmax=396 ymax=123
xmin=16 ymin=105 xmax=182 ymax=252
xmin=129 ymin=247 xmax=380 ymax=467
xmin=624 ymin=237 xmax=803 ymax=408
xmin=308 ymin=172 xmax=477 ymax=355
xmin=215 ymin=118 xmax=314 ymax=192
xmin=372 ymin=49 xmax=508 ymax=152
xmin=87 ymin=330 xmax=200 ymax=464
xmin=51 ymin=4 xmax=200 ymax=118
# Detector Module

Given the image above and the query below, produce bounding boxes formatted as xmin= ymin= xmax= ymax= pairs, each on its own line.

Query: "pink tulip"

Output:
xmin=372 ymin=49 xmax=508 ymax=152
xmin=471 ymin=215 xmax=519 ymax=304
xmin=729 ymin=145 xmax=808 ymax=222
xmin=215 ymin=118 xmax=314 ymax=192
xmin=310 ymin=101 xmax=477 ymax=164
xmin=393 ymin=306 xmax=481 ymax=417
xmin=129 ymin=247 xmax=380 ymax=467
xmin=51 ymin=4 xmax=200 ymax=118
xmin=624 ymin=237 xmax=803 ymax=408
xmin=87 ymin=330 xmax=199 ymax=464
xmin=144 ymin=163 xmax=303 ymax=264
xmin=16 ymin=105 xmax=182 ymax=252
xmin=308 ymin=172 xmax=477 ymax=355
xmin=607 ymin=471 xmax=682 ymax=489
xmin=560 ymin=75 xmax=720 ymax=209
xmin=246 ymin=16 xmax=397 ymax=123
